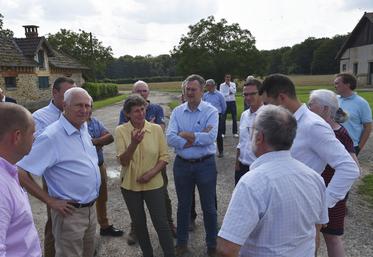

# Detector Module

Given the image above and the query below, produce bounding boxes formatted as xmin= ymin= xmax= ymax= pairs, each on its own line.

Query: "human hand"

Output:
xmin=137 ymin=170 xmax=155 ymax=184
xmin=203 ymin=125 xmax=213 ymax=132
xmin=131 ymin=129 xmax=145 ymax=145
xmin=47 ymin=198 xmax=75 ymax=217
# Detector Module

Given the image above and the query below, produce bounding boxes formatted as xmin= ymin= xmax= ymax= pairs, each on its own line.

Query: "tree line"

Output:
xmin=0 ymin=14 xmax=348 ymax=82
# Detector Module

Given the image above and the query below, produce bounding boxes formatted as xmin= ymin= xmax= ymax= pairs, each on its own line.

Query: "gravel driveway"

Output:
xmin=30 ymin=91 xmax=373 ymax=257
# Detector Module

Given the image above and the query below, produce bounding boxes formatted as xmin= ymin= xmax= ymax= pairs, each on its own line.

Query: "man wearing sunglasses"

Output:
xmin=234 ymin=79 xmax=263 ymax=185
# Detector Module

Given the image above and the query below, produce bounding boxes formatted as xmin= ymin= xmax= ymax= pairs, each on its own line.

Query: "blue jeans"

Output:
xmin=173 ymin=155 xmax=217 ymax=248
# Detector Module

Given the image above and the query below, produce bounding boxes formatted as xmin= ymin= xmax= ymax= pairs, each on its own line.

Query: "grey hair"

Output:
xmin=206 ymin=79 xmax=216 ymax=86
xmin=185 ymin=74 xmax=205 ymax=89
xmin=309 ymin=89 xmax=339 ymax=120
xmin=254 ymin=105 xmax=297 ymax=150
xmin=133 ymin=80 xmax=149 ymax=90
xmin=64 ymin=87 xmax=92 ymax=105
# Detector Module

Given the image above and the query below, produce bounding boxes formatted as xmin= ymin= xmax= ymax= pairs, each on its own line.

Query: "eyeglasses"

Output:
xmin=243 ymin=92 xmax=258 ymax=96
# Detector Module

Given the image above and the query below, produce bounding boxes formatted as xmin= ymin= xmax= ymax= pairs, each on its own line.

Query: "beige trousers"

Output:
xmin=51 ymin=205 xmax=97 ymax=257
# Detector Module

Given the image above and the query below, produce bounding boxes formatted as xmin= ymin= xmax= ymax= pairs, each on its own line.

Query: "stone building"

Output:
xmin=336 ymin=12 xmax=373 ymax=87
xmin=0 ymin=25 xmax=88 ymax=109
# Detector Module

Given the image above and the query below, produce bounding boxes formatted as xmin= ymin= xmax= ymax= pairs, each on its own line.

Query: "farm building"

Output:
xmin=336 ymin=12 xmax=373 ymax=87
xmin=0 ymin=25 xmax=88 ymax=109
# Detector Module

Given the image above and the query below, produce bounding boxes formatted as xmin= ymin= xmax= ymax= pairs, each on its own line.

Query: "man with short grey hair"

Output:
xmin=18 ymin=87 xmax=100 ymax=257
xmin=217 ymin=105 xmax=328 ymax=257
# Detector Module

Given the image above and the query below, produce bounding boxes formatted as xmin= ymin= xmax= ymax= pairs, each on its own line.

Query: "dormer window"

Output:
xmin=38 ymin=50 xmax=45 ymax=68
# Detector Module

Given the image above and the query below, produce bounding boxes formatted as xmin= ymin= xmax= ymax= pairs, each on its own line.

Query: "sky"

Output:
xmin=1 ymin=0 xmax=373 ymax=57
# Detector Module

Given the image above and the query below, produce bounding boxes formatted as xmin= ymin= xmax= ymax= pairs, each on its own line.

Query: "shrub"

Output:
xmin=98 ymin=76 xmax=184 ymax=84
xmin=82 ymin=83 xmax=118 ymax=100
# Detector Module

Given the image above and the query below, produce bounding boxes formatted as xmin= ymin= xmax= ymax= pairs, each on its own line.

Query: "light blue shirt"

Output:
xmin=17 ymin=115 xmax=100 ymax=204
xmin=203 ymin=90 xmax=227 ymax=114
xmin=33 ymin=101 xmax=61 ymax=138
xmin=338 ymin=93 xmax=372 ymax=146
xmin=166 ymin=101 xmax=218 ymax=159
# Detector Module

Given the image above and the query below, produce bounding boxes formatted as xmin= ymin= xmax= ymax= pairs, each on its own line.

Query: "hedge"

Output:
xmin=98 ymin=76 xmax=184 ymax=84
xmin=82 ymin=83 xmax=118 ymax=100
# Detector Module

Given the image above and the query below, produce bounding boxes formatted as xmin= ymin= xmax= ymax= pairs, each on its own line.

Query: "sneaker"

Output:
xmin=221 ymin=134 xmax=225 ymax=138
xmin=175 ymin=245 xmax=189 ymax=256
xmin=233 ymin=134 xmax=239 ymax=138
xmin=127 ymin=229 xmax=137 ymax=245
xmin=218 ymin=153 xmax=224 ymax=158
xmin=207 ymin=247 xmax=216 ymax=257
xmin=100 ymin=225 xmax=124 ymax=237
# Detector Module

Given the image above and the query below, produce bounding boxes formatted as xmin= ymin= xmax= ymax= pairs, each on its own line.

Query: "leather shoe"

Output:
xmin=175 ymin=245 xmax=189 ymax=256
xmin=100 ymin=225 xmax=124 ymax=237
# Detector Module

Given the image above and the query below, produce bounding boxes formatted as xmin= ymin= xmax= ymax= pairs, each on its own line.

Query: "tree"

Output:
xmin=47 ymin=29 xmax=113 ymax=80
xmin=172 ymin=16 xmax=264 ymax=81
xmin=311 ymin=35 xmax=348 ymax=74
xmin=0 ymin=13 xmax=14 ymax=38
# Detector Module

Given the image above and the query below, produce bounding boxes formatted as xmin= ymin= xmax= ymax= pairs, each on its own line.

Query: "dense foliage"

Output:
xmin=82 ymin=83 xmax=118 ymax=100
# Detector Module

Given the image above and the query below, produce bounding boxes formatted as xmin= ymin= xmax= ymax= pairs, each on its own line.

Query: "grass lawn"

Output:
xmin=358 ymin=174 xmax=373 ymax=207
xmin=93 ymin=94 xmax=127 ymax=110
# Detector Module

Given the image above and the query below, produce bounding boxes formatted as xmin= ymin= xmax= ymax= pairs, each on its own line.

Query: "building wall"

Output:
xmin=1 ymin=70 xmax=84 ymax=111
xmin=340 ymin=44 xmax=373 ymax=86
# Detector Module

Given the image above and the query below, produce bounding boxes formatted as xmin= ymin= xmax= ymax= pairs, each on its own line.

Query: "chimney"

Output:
xmin=23 ymin=25 xmax=39 ymax=38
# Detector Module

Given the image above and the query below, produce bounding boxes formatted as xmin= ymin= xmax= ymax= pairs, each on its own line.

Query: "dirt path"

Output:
xmin=30 ymin=91 xmax=373 ymax=257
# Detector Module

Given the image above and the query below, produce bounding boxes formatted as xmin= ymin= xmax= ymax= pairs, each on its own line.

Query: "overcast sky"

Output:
xmin=1 ymin=0 xmax=373 ymax=57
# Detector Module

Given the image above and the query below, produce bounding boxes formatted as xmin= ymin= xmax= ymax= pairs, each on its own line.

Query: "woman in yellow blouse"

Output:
xmin=115 ymin=95 xmax=175 ymax=257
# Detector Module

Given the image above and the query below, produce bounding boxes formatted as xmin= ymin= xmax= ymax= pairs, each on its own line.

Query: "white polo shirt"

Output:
xmin=237 ymin=108 xmax=258 ymax=166
xmin=291 ymin=104 xmax=359 ymax=207
xmin=219 ymin=151 xmax=328 ymax=257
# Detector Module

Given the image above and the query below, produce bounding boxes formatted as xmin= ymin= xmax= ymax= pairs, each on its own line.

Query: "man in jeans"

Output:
xmin=219 ymin=74 xmax=238 ymax=137
xmin=167 ymin=74 xmax=218 ymax=257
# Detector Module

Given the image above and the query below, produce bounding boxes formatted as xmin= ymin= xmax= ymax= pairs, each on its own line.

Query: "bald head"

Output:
xmin=0 ymin=103 xmax=33 ymax=140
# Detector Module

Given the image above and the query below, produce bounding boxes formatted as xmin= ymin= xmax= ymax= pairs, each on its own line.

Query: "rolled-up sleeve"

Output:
xmin=194 ymin=108 xmax=218 ymax=146
xmin=17 ymin=134 xmax=57 ymax=176
xmin=309 ymin=123 xmax=359 ymax=207
xmin=166 ymin=109 xmax=188 ymax=150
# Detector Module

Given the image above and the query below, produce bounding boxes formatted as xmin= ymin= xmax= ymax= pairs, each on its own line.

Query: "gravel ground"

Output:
xmin=30 ymin=91 xmax=373 ymax=257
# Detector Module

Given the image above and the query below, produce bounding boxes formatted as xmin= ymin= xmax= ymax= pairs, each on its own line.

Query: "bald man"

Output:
xmin=0 ymin=103 xmax=41 ymax=257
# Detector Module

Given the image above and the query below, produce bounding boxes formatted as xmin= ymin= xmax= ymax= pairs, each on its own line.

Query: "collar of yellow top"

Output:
xmin=127 ymin=120 xmax=152 ymax=133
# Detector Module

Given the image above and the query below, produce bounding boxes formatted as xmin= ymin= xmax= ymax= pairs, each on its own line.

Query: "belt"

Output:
xmin=177 ymin=154 xmax=213 ymax=164
xmin=70 ymin=200 xmax=96 ymax=208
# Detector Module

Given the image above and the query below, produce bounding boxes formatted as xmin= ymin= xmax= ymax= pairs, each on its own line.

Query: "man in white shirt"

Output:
xmin=235 ymin=79 xmax=263 ymax=185
xmin=217 ymin=105 xmax=328 ymax=257
xmin=219 ymin=74 xmax=238 ymax=137
xmin=259 ymin=74 xmax=359 ymax=208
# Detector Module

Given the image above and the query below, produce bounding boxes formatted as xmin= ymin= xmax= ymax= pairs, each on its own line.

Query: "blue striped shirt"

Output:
xmin=203 ymin=90 xmax=227 ymax=114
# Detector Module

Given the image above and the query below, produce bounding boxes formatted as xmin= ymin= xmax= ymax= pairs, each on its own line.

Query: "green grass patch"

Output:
xmin=168 ymin=100 xmax=180 ymax=110
xmin=358 ymin=174 xmax=373 ymax=207
xmin=93 ymin=94 xmax=127 ymax=110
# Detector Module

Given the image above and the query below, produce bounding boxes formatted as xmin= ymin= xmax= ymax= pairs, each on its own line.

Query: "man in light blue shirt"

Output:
xmin=30 ymin=76 xmax=75 ymax=257
xmin=167 ymin=74 xmax=218 ymax=257
xmin=203 ymin=79 xmax=226 ymax=157
xmin=334 ymin=73 xmax=372 ymax=155
xmin=18 ymin=87 xmax=100 ymax=257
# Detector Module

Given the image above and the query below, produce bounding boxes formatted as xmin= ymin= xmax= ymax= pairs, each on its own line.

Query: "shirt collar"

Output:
xmin=341 ymin=92 xmax=357 ymax=100
xmin=293 ymin=103 xmax=308 ymax=122
xmin=250 ymin=150 xmax=292 ymax=170
xmin=60 ymin=114 xmax=86 ymax=136
xmin=49 ymin=100 xmax=62 ymax=114
xmin=0 ymin=156 xmax=17 ymax=177
xmin=183 ymin=101 xmax=204 ymax=112
xmin=127 ymin=120 xmax=152 ymax=133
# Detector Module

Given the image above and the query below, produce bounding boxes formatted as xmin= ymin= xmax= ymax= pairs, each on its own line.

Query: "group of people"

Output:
xmin=0 ymin=71 xmax=371 ymax=257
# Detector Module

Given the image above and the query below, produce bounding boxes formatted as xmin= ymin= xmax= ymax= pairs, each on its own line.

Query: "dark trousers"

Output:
xmin=217 ymin=114 xmax=224 ymax=154
xmin=235 ymin=161 xmax=250 ymax=185
xmin=174 ymin=155 xmax=217 ymax=248
xmin=161 ymin=169 xmax=174 ymax=225
xmin=223 ymin=101 xmax=238 ymax=134
xmin=121 ymin=187 xmax=175 ymax=257
xmin=190 ymin=187 xmax=218 ymax=221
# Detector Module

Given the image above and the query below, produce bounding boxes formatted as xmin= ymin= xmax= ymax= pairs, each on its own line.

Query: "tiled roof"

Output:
xmin=49 ymin=50 xmax=89 ymax=70
xmin=0 ymin=36 xmax=37 ymax=67
xmin=0 ymin=35 xmax=87 ymax=70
